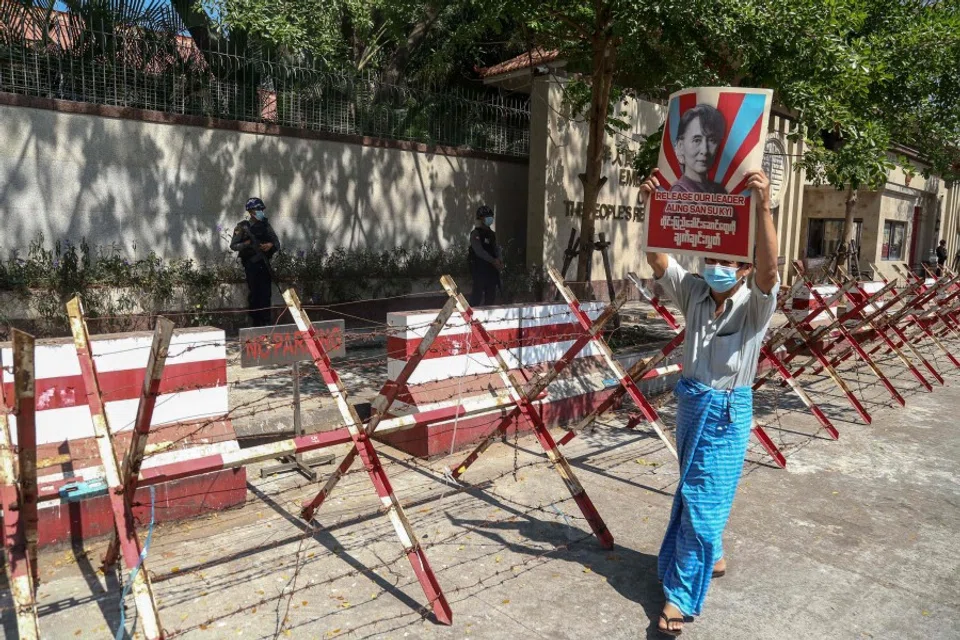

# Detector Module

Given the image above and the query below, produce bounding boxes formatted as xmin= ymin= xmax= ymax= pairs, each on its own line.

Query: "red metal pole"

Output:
xmin=440 ymin=275 xmax=615 ymax=550
xmin=103 ymin=317 xmax=175 ymax=568
xmin=67 ymin=298 xmax=165 ymax=640
xmin=284 ymin=288 xmax=453 ymax=625
xmin=448 ymin=288 xmax=630 ymax=480
xmin=12 ymin=330 xmax=39 ymax=592
xmin=300 ymin=298 xmax=458 ymax=521
xmin=0 ymin=336 xmax=41 ymax=639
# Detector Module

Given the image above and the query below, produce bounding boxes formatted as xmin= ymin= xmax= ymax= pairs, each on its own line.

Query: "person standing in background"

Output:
xmin=230 ymin=197 xmax=280 ymax=326
xmin=936 ymin=239 xmax=948 ymax=276
xmin=468 ymin=205 xmax=503 ymax=306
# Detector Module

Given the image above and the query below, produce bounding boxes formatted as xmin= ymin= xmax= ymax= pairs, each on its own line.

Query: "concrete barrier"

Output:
xmin=377 ymin=302 xmax=681 ymax=458
xmin=2 ymin=327 xmax=245 ymax=547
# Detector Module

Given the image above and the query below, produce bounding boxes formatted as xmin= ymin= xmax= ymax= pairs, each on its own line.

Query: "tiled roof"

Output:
xmin=476 ymin=48 xmax=560 ymax=78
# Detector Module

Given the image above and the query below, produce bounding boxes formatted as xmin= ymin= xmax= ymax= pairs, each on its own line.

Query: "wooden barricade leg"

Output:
xmin=885 ymin=265 xmax=960 ymax=365
xmin=625 ymin=272 xmax=681 ymax=330
xmin=38 ymin=395 xmax=527 ymax=504
xmin=805 ymin=287 xmax=906 ymax=406
xmin=284 ymin=289 xmax=453 ymax=625
xmin=448 ymin=287 xmax=630 ymax=480
xmin=827 ymin=277 xmax=934 ymax=391
xmin=439 ymin=276 xmax=615 ymax=549
xmin=300 ymin=298 xmax=458 ymax=521
xmin=571 ymin=331 xmax=685 ymax=435
xmin=788 ymin=279 xmax=923 ymax=380
xmin=548 ymin=267 xmax=677 ymax=457
xmin=756 ymin=345 xmax=841 ymax=440
xmin=12 ymin=330 xmax=40 ymax=592
xmin=847 ymin=279 xmax=952 ymax=385
xmin=850 ymin=271 xmax=960 ymax=384
xmin=103 ymin=317 xmax=175 ymax=568
xmin=753 ymin=278 xmax=863 ymax=381
xmin=67 ymin=298 xmax=165 ymax=640
xmin=882 ymin=322 xmax=947 ymax=384
xmin=908 ymin=317 xmax=960 ymax=369
xmin=0 ymin=335 xmax=41 ymax=639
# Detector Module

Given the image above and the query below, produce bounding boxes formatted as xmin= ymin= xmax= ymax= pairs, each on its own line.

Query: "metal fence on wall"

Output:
xmin=0 ymin=18 xmax=530 ymax=157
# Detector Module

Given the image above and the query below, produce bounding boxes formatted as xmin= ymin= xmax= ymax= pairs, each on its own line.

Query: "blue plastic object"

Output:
xmin=117 ymin=486 xmax=156 ymax=640
xmin=58 ymin=477 xmax=109 ymax=502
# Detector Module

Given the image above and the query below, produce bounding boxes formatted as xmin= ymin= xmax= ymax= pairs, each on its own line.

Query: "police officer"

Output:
xmin=468 ymin=205 xmax=503 ymax=306
xmin=230 ymin=197 xmax=280 ymax=326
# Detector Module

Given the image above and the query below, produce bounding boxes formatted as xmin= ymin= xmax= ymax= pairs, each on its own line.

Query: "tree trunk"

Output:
xmin=836 ymin=185 xmax=858 ymax=276
xmin=575 ymin=33 xmax=617 ymax=289
xmin=382 ymin=4 xmax=441 ymax=86
xmin=171 ymin=0 xmax=223 ymax=62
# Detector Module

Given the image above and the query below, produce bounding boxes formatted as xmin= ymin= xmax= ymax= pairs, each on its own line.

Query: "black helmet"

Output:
xmin=476 ymin=205 xmax=494 ymax=219
xmin=245 ymin=197 xmax=266 ymax=211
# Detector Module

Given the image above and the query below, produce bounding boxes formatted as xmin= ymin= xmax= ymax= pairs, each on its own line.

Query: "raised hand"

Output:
xmin=638 ymin=175 xmax=661 ymax=205
xmin=745 ymin=169 xmax=771 ymax=211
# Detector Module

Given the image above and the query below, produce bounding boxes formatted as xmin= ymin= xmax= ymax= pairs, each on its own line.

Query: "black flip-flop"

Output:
xmin=658 ymin=612 xmax=684 ymax=636
xmin=712 ymin=569 xmax=726 ymax=578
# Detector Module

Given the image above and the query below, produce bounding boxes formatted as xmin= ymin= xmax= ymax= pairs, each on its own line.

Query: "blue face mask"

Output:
xmin=483 ymin=216 xmax=494 ymax=227
xmin=254 ymin=210 xmax=266 ymax=221
xmin=702 ymin=264 xmax=741 ymax=293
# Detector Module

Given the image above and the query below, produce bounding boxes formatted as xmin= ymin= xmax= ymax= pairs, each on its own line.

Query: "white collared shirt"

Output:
xmin=656 ymin=257 xmax=779 ymax=390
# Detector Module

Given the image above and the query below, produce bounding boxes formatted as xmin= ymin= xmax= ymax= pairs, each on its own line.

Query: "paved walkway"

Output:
xmin=3 ymin=339 xmax=959 ymax=639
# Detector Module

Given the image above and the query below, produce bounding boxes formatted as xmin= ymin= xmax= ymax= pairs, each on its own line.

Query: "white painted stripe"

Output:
xmin=401 ymin=365 xmax=665 ymax=414
xmin=36 ymin=439 xmax=240 ymax=509
xmin=1 ymin=330 xmax=225 ymax=382
xmin=795 ymin=284 xmax=839 ymax=299
xmin=387 ymin=339 xmax=606 ymax=384
xmin=388 ymin=303 xmax=604 ymax=337
xmin=788 ymin=309 xmax=837 ymax=323
xmin=8 ymin=386 xmax=228 ymax=446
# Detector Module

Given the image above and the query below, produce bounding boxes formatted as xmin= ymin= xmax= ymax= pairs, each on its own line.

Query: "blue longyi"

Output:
xmin=657 ymin=376 xmax=753 ymax=617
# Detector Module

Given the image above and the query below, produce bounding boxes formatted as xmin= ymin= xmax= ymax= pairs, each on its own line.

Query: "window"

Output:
xmin=882 ymin=221 xmax=907 ymax=261
xmin=806 ymin=219 xmax=863 ymax=258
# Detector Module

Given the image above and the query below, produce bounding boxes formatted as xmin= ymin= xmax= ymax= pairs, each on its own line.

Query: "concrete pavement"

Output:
xmin=2 ymin=338 xmax=959 ymax=639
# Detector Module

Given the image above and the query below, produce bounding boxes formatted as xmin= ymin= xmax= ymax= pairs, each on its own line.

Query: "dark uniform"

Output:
xmin=936 ymin=242 xmax=948 ymax=276
xmin=469 ymin=222 xmax=500 ymax=307
xmin=231 ymin=217 xmax=280 ymax=326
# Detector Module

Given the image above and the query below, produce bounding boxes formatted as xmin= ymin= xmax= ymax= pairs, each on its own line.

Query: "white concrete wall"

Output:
xmin=527 ymin=77 xmax=676 ymax=280
xmin=0 ymin=102 xmax=529 ymax=260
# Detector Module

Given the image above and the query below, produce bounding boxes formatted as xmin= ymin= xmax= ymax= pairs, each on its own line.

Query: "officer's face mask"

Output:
xmin=254 ymin=210 xmax=266 ymax=221
xmin=701 ymin=260 xmax=741 ymax=293
xmin=483 ymin=216 xmax=494 ymax=227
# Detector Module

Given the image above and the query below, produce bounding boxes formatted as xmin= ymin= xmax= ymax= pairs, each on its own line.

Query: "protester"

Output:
xmin=639 ymin=169 xmax=779 ymax=636
xmin=468 ymin=205 xmax=503 ymax=306
xmin=936 ymin=239 xmax=948 ymax=276
xmin=230 ymin=197 xmax=280 ymax=326
xmin=670 ymin=104 xmax=728 ymax=195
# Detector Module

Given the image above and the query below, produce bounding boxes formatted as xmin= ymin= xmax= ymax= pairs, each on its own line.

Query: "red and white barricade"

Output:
xmin=378 ymin=302 xmax=678 ymax=457
xmin=792 ymin=283 xmax=841 ymax=324
xmin=2 ymin=327 xmax=244 ymax=547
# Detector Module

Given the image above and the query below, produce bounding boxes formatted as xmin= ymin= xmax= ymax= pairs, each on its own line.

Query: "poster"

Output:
xmin=641 ymin=87 xmax=773 ymax=262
